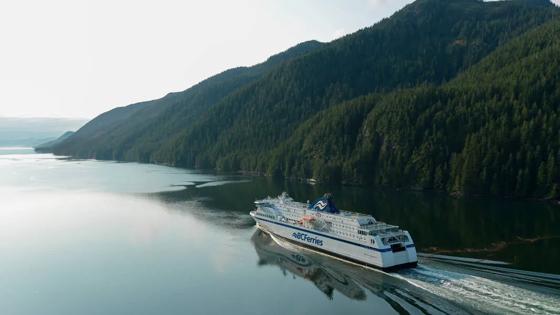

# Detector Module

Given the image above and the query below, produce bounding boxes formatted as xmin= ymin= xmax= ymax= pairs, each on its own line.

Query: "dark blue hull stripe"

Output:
xmin=254 ymin=215 xmax=415 ymax=253
xmin=270 ymin=232 xmax=418 ymax=271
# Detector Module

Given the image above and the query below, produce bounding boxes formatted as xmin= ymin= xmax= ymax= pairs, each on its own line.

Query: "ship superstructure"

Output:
xmin=250 ymin=192 xmax=417 ymax=270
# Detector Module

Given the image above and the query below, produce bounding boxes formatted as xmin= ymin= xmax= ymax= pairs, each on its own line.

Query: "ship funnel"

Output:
xmin=308 ymin=193 xmax=339 ymax=213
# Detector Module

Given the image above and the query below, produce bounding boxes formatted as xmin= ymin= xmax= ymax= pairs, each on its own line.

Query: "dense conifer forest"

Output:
xmin=266 ymin=18 xmax=560 ymax=199
xmin=50 ymin=0 xmax=560 ymax=198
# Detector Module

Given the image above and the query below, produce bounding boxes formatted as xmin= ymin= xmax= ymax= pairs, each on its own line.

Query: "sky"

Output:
xmin=0 ymin=0 xmax=415 ymax=119
xmin=1 ymin=0 xmax=558 ymax=119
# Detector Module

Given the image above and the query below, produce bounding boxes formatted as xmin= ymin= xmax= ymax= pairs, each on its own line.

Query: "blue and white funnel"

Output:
xmin=308 ymin=193 xmax=339 ymax=213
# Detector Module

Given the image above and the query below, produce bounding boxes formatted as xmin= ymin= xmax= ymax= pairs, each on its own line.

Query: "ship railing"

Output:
xmin=366 ymin=222 xmax=398 ymax=229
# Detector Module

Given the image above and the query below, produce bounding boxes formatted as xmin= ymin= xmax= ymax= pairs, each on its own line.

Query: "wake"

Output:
xmin=394 ymin=263 xmax=560 ymax=315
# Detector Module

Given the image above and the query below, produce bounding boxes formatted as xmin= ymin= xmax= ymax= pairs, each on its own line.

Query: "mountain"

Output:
xmin=52 ymin=0 xmax=560 ymax=198
xmin=152 ymin=0 xmax=557 ymax=170
xmin=0 ymin=117 xmax=86 ymax=147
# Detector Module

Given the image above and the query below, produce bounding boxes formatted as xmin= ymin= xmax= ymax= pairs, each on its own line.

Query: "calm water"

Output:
xmin=1 ymin=148 xmax=559 ymax=315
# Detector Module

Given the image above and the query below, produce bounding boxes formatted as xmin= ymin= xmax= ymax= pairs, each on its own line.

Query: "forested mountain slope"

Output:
xmin=151 ymin=0 xmax=557 ymax=169
xmin=52 ymin=0 xmax=560 ymax=198
xmin=268 ymin=17 xmax=560 ymax=198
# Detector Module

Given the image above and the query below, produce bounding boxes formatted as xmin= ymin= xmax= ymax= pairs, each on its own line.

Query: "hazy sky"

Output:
xmin=1 ymin=0 xmax=558 ymax=119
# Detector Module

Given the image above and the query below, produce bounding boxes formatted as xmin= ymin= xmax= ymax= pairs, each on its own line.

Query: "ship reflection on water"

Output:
xmin=252 ymin=230 xmax=366 ymax=301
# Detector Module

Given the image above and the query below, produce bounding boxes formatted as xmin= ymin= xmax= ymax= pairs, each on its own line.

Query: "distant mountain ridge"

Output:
xmin=0 ymin=117 xmax=85 ymax=147
xmin=51 ymin=0 xmax=560 ymax=198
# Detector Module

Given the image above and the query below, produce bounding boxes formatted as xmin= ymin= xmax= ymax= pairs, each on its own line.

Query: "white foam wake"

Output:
xmin=395 ymin=265 xmax=560 ymax=315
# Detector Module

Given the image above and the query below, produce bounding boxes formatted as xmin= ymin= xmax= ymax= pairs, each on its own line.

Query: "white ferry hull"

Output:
xmin=252 ymin=213 xmax=417 ymax=270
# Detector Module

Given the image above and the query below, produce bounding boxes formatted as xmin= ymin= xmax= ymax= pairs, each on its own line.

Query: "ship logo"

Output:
xmin=314 ymin=200 xmax=328 ymax=210
xmin=307 ymin=193 xmax=339 ymax=213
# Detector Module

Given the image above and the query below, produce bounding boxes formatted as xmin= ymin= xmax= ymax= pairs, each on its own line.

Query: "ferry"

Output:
xmin=249 ymin=192 xmax=417 ymax=270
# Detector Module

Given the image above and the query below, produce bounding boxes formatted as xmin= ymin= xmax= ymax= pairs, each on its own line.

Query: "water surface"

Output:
xmin=1 ymin=148 xmax=559 ymax=314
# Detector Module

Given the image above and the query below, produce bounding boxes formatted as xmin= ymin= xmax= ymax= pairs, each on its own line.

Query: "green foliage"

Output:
xmin=271 ymin=18 xmax=560 ymax=198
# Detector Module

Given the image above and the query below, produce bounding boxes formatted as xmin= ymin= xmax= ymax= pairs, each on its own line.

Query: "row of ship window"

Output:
xmin=260 ymin=213 xmax=275 ymax=220
xmin=331 ymin=229 xmax=367 ymax=241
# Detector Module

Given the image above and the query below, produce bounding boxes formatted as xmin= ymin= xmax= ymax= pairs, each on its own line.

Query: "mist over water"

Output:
xmin=1 ymin=148 xmax=559 ymax=314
